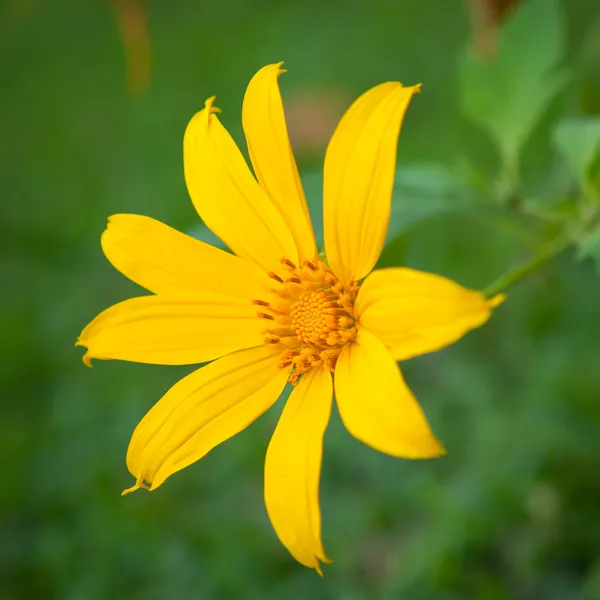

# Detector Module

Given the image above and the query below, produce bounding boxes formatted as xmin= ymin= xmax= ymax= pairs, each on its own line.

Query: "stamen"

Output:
xmin=338 ymin=316 xmax=354 ymax=329
xmin=257 ymin=312 xmax=275 ymax=320
xmin=269 ymin=327 xmax=295 ymax=336
xmin=281 ymin=258 xmax=297 ymax=270
xmin=256 ymin=257 xmax=358 ymax=386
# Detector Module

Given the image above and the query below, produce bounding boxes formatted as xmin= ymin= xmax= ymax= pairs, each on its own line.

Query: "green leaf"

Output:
xmin=388 ymin=163 xmax=481 ymax=241
xmin=522 ymin=196 xmax=578 ymax=223
xmin=461 ymin=0 xmax=568 ymax=182
xmin=304 ymin=163 xmax=483 ymax=248
xmin=579 ymin=227 xmax=600 ymax=274
xmin=553 ymin=117 xmax=600 ymax=197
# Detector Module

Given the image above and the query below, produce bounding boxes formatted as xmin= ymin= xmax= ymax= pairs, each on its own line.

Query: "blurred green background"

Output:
xmin=2 ymin=0 xmax=600 ymax=598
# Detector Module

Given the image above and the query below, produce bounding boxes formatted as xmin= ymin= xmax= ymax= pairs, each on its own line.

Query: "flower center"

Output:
xmin=254 ymin=258 xmax=358 ymax=385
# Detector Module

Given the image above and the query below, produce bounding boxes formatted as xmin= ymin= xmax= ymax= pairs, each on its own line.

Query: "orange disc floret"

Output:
xmin=254 ymin=258 xmax=358 ymax=385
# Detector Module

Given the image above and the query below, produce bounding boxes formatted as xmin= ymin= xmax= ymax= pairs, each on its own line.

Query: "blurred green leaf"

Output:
xmin=578 ymin=226 xmax=600 ymax=273
xmin=461 ymin=0 xmax=568 ymax=186
xmin=522 ymin=195 xmax=577 ymax=223
xmin=388 ymin=163 xmax=481 ymax=241
xmin=553 ymin=117 xmax=600 ymax=198
xmin=304 ymin=163 xmax=485 ymax=249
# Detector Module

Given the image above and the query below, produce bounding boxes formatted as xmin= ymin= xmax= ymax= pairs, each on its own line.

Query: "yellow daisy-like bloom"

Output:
xmin=77 ymin=63 xmax=502 ymax=573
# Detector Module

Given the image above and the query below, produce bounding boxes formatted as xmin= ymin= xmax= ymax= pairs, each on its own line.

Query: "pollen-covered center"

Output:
xmin=254 ymin=258 xmax=358 ymax=385
xmin=291 ymin=289 xmax=355 ymax=346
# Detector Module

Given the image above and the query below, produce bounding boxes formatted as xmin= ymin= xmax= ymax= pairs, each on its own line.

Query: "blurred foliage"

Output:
xmin=554 ymin=117 xmax=600 ymax=200
xmin=2 ymin=0 xmax=600 ymax=598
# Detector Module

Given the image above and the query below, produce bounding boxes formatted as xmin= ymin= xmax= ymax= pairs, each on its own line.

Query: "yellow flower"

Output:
xmin=77 ymin=63 xmax=502 ymax=573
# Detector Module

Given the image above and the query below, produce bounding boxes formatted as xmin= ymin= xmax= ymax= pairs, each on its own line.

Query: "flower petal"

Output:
xmin=335 ymin=328 xmax=444 ymax=458
xmin=264 ymin=365 xmax=332 ymax=573
xmin=101 ymin=214 xmax=271 ymax=299
xmin=242 ymin=63 xmax=317 ymax=263
xmin=184 ymin=97 xmax=298 ymax=272
xmin=124 ymin=344 xmax=288 ymax=492
xmin=323 ymin=82 xmax=420 ymax=285
xmin=355 ymin=267 xmax=503 ymax=361
xmin=77 ymin=294 xmax=267 ymax=366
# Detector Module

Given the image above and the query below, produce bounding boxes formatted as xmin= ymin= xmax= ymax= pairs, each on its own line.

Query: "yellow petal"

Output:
xmin=355 ymin=267 xmax=501 ymax=361
xmin=323 ymin=82 xmax=420 ymax=285
xmin=242 ymin=63 xmax=317 ymax=263
xmin=184 ymin=97 xmax=298 ymax=273
xmin=77 ymin=294 xmax=267 ymax=366
xmin=264 ymin=365 xmax=333 ymax=573
xmin=101 ymin=213 xmax=271 ymax=299
xmin=334 ymin=328 xmax=444 ymax=458
xmin=126 ymin=344 xmax=289 ymax=491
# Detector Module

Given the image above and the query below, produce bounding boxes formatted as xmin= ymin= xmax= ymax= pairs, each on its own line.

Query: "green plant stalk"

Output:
xmin=482 ymin=232 xmax=572 ymax=298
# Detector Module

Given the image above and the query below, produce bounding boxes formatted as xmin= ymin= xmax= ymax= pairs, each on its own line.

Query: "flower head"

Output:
xmin=77 ymin=62 xmax=502 ymax=573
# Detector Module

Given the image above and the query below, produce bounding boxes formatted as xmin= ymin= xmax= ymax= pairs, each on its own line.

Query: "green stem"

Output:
xmin=482 ymin=232 xmax=572 ymax=298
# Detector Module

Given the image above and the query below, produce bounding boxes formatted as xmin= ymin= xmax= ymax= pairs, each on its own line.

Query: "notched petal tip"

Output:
xmin=104 ymin=213 xmax=130 ymax=235
xmin=102 ymin=214 xmax=133 ymax=253
xmin=104 ymin=213 xmax=148 ymax=230
xmin=314 ymin=553 xmax=335 ymax=576
xmin=185 ymin=96 xmax=222 ymax=142
xmin=74 ymin=340 xmax=93 ymax=368
xmin=121 ymin=478 xmax=151 ymax=496
xmin=203 ymin=95 xmax=222 ymax=114
xmin=147 ymin=469 xmax=170 ymax=492
xmin=187 ymin=97 xmax=222 ymax=132
xmin=382 ymin=81 xmax=421 ymax=94
xmin=260 ymin=61 xmax=286 ymax=76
